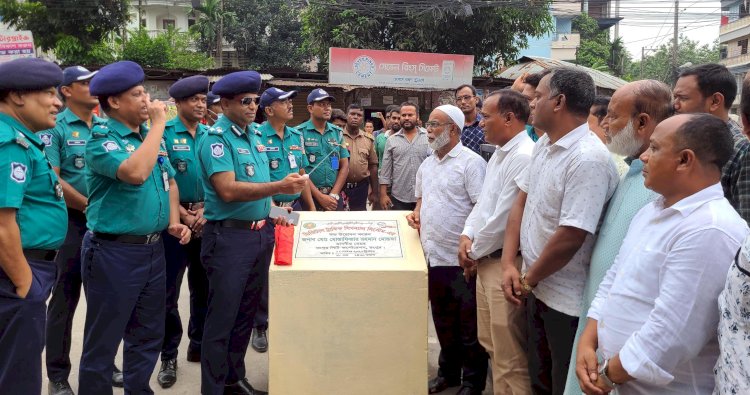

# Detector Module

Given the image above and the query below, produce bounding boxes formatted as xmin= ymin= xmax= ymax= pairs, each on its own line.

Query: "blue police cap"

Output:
xmin=212 ymin=71 xmax=261 ymax=97
xmin=207 ymin=91 xmax=220 ymax=105
xmin=259 ymin=87 xmax=297 ymax=108
xmin=0 ymin=58 xmax=62 ymax=91
xmin=89 ymin=61 xmax=145 ymax=97
xmin=61 ymin=66 xmax=97 ymax=87
xmin=169 ymin=75 xmax=209 ymax=100
xmin=307 ymin=88 xmax=336 ymax=104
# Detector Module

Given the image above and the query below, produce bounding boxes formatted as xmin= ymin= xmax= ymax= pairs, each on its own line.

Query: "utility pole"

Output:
xmin=614 ymin=0 xmax=621 ymax=39
xmin=218 ymin=0 xmax=224 ymax=67
xmin=641 ymin=47 xmax=658 ymax=78
xmin=672 ymin=0 xmax=679 ymax=82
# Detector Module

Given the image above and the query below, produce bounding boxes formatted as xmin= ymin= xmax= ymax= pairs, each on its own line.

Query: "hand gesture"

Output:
xmin=168 ymin=223 xmax=191 ymax=245
xmin=279 ymin=173 xmax=306 ymax=194
xmin=147 ymin=95 xmax=167 ymax=125
xmin=380 ymin=194 xmax=393 ymax=210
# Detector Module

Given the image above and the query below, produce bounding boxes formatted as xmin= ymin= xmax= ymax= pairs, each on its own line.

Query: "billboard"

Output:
xmin=329 ymin=47 xmax=473 ymax=90
xmin=0 ymin=30 xmax=35 ymax=62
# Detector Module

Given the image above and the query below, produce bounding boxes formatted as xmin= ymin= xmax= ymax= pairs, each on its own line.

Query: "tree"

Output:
xmin=629 ymin=36 xmax=719 ymax=85
xmin=573 ymin=13 xmax=631 ymax=77
xmin=300 ymin=0 xmax=553 ymax=74
xmin=223 ymin=0 xmax=310 ymax=70
xmin=122 ymin=28 xmax=214 ymax=70
xmin=191 ymin=0 xmax=236 ymax=66
xmin=0 ymin=0 xmax=128 ymax=65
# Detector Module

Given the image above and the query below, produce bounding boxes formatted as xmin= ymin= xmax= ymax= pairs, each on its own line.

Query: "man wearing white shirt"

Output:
xmin=575 ymin=113 xmax=749 ymax=395
xmin=407 ymin=104 xmax=487 ymax=395
xmin=459 ymin=89 xmax=534 ymax=395
xmin=500 ymin=67 xmax=619 ymax=395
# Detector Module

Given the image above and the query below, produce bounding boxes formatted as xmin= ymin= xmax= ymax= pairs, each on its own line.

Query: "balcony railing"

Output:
xmin=721 ymin=52 xmax=750 ymax=68
xmin=551 ymin=33 xmax=580 ymax=49
xmin=720 ymin=16 xmax=750 ymax=37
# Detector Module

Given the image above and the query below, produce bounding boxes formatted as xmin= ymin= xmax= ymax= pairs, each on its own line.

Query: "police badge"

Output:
xmin=246 ymin=164 xmax=255 ymax=177
xmin=270 ymin=159 xmax=279 ymax=170
xmin=74 ymin=155 xmax=85 ymax=169
xmin=176 ymin=160 xmax=187 ymax=173
xmin=54 ymin=182 xmax=64 ymax=200
xmin=309 ymin=154 xmax=316 ymax=163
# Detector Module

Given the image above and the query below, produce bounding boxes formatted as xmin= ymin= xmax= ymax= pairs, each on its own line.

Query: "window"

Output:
xmin=740 ymin=39 xmax=748 ymax=55
xmin=140 ymin=19 xmax=146 ymax=28
xmin=188 ymin=18 xmax=196 ymax=28
xmin=162 ymin=19 xmax=175 ymax=30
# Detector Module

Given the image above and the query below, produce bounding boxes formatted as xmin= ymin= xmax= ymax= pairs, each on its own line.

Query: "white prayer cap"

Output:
xmin=435 ymin=104 xmax=465 ymax=129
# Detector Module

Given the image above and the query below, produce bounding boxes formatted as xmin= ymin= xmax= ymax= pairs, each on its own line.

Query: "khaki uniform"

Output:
xmin=343 ymin=130 xmax=377 ymax=183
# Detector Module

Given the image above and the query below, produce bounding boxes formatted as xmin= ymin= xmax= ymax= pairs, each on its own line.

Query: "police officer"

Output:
xmin=341 ymin=103 xmax=378 ymax=211
xmin=297 ymin=88 xmax=350 ymax=211
xmin=40 ymin=66 xmax=119 ymax=395
xmin=156 ymin=75 xmax=211 ymax=388
xmin=247 ymin=87 xmax=315 ymax=354
xmin=79 ymin=61 xmax=191 ymax=395
xmin=206 ymin=91 xmax=223 ymax=126
xmin=197 ymin=71 xmax=306 ymax=395
xmin=0 ymin=58 xmax=67 ymax=394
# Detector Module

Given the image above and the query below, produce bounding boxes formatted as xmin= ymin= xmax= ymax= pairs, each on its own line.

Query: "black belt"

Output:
xmin=317 ymin=187 xmax=333 ymax=194
xmin=478 ymin=248 xmax=506 ymax=261
xmin=273 ymin=199 xmax=297 ymax=208
xmin=213 ymin=219 xmax=266 ymax=230
xmin=345 ymin=179 xmax=368 ymax=189
xmin=93 ymin=232 xmax=162 ymax=245
xmin=23 ymin=249 xmax=58 ymax=262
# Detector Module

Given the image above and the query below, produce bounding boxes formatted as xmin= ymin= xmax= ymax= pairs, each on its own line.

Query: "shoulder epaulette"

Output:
xmin=208 ymin=126 xmax=224 ymax=135
xmin=91 ymin=124 xmax=109 ymax=138
xmin=14 ymin=132 xmax=29 ymax=149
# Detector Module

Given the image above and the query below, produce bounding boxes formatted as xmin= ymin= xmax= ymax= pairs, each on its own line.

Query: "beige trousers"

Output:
xmin=476 ymin=255 xmax=532 ymax=395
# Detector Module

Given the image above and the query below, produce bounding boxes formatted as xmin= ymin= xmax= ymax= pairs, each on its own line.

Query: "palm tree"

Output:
xmin=191 ymin=0 xmax=236 ymax=66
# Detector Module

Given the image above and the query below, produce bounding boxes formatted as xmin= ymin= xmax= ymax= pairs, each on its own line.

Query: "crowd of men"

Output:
xmin=1 ymin=54 xmax=750 ymax=395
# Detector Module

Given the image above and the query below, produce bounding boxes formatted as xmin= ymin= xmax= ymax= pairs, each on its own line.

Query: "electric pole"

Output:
xmin=673 ymin=0 xmax=679 ymax=82
xmin=641 ymin=47 xmax=658 ymax=78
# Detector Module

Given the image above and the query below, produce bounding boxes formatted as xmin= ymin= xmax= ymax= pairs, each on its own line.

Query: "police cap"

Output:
xmin=0 ymin=58 xmax=63 ymax=91
xmin=212 ymin=71 xmax=261 ymax=97
xmin=169 ymin=75 xmax=209 ymax=100
xmin=89 ymin=61 xmax=145 ymax=97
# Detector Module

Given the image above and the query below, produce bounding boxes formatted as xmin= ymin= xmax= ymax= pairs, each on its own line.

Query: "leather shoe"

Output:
xmin=428 ymin=376 xmax=459 ymax=394
xmin=112 ymin=366 xmax=123 ymax=388
xmin=48 ymin=379 xmax=74 ymax=395
xmin=157 ymin=358 xmax=178 ymax=388
xmin=455 ymin=385 xmax=482 ymax=395
xmin=186 ymin=345 xmax=201 ymax=362
xmin=251 ymin=327 xmax=268 ymax=353
xmin=224 ymin=378 xmax=268 ymax=395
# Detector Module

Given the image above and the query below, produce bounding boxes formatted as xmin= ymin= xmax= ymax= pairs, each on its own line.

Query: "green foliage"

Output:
xmin=629 ymin=36 xmax=720 ymax=85
xmin=301 ymin=0 xmax=553 ymax=74
xmin=0 ymin=0 xmax=128 ymax=64
xmin=223 ymin=0 xmax=310 ymax=70
xmin=122 ymin=28 xmax=214 ymax=70
xmin=190 ymin=0 xmax=236 ymax=57
xmin=573 ymin=13 xmax=631 ymax=77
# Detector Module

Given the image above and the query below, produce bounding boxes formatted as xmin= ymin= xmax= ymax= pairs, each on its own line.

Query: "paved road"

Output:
xmin=42 ymin=277 xmax=492 ymax=394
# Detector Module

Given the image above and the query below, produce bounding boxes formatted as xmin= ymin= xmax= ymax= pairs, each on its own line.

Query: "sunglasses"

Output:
xmin=239 ymin=96 xmax=261 ymax=106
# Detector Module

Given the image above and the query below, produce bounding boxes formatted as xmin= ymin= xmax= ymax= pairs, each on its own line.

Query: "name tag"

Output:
xmin=172 ymin=145 xmax=190 ymax=151
xmin=67 ymin=140 xmax=86 ymax=146
xmin=264 ymin=146 xmax=280 ymax=152
xmin=304 ymin=141 xmax=318 ymax=147
xmin=237 ymin=148 xmax=251 ymax=154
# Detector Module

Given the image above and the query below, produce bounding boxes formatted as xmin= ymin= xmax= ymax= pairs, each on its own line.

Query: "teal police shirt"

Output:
xmin=85 ymin=118 xmax=176 ymax=235
xmin=38 ymin=108 xmax=104 ymax=197
xmin=258 ymin=121 xmax=308 ymax=203
xmin=198 ymin=116 xmax=270 ymax=221
xmin=163 ymin=116 xmax=208 ymax=203
xmin=296 ymin=119 xmax=349 ymax=188
xmin=0 ymin=113 xmax=67 ymax=249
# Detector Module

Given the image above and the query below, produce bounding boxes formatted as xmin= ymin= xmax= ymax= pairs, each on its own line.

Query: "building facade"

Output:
xmin=720 ymin=0 xmax=750 ymax=113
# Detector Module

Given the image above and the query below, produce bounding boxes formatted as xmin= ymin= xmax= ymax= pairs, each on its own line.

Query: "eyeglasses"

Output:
xmin=455 ymin=95 xmax=475 ymax=102
xmin=424 ymin=121 xmax=452 ymax=129
xmin=239 ymin=96 xmax=261 ymax=106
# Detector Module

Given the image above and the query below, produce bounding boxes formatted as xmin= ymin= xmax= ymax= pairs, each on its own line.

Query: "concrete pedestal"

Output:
xmin=269 ymin=210 xmax=427 ymax=395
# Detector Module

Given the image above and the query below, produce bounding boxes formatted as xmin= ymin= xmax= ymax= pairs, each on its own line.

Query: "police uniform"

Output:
xmin=159 ymin=76 xmax=210 ymax=372
xmin=41 ymin=66 xmax=104 ymax=388
xmin=297 ymin=119 xmax=349 ymax=210
xmin=342 ymin=129 xmax=377 ymax=210
xmin=0 ymin=58 xmax=67 ymax=394
xmin=79 ymin=61 xmax=176 ymax=395
xmin=197 ymin=71 xmax=272 ymax=395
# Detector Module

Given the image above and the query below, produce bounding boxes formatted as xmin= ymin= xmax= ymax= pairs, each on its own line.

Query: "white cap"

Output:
xmin=435 ymin=104 xmax=465 ymax=129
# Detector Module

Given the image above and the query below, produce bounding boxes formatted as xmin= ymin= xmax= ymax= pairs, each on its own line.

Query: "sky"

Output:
xmin=615 ymin=0 xmax=722 ymax=59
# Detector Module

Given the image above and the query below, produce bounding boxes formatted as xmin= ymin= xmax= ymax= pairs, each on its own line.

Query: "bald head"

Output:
xmin=605 ymin=80 xmax=672 ymax=157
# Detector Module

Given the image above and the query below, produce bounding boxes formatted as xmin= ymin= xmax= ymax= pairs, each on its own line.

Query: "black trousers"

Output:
xmin=161 ymin=231 xmax=208 ymax=360
xmin=391 ymin=196 xmax=417 ymax=211
xmin=428 ymin=265 xmax=488 ymax=390
xmin=527 ymin=293 xmax=578 ymax=395
xmin=343 ymin=179 xmax=370 ymax=211
xmin=46 ymin=210 xmax=87 ymax=382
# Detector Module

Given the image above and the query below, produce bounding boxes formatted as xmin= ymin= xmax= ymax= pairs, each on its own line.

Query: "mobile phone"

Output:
xmin=371 ymin=112 xmax=380 ymax=118
xmin=270 ymin=206 xmax=301 ymax=225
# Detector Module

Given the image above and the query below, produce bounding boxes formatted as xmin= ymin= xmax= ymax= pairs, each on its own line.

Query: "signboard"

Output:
xmin=295 ymin=220 xmax=403 ymax=258
xmin=0 ymin=31 xmax=35 ymax=62
xmin=329 ymin=47 xmax=474 ymax=90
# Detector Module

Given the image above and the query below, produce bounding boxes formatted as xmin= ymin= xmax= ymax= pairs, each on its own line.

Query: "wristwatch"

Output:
xmin=519 ymin=271 xmax=534 ymax=292
xmin=329 ymin=193 xmax=340 ymax=201
xmin=598 ymin=359 xmax=618 ymax=389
